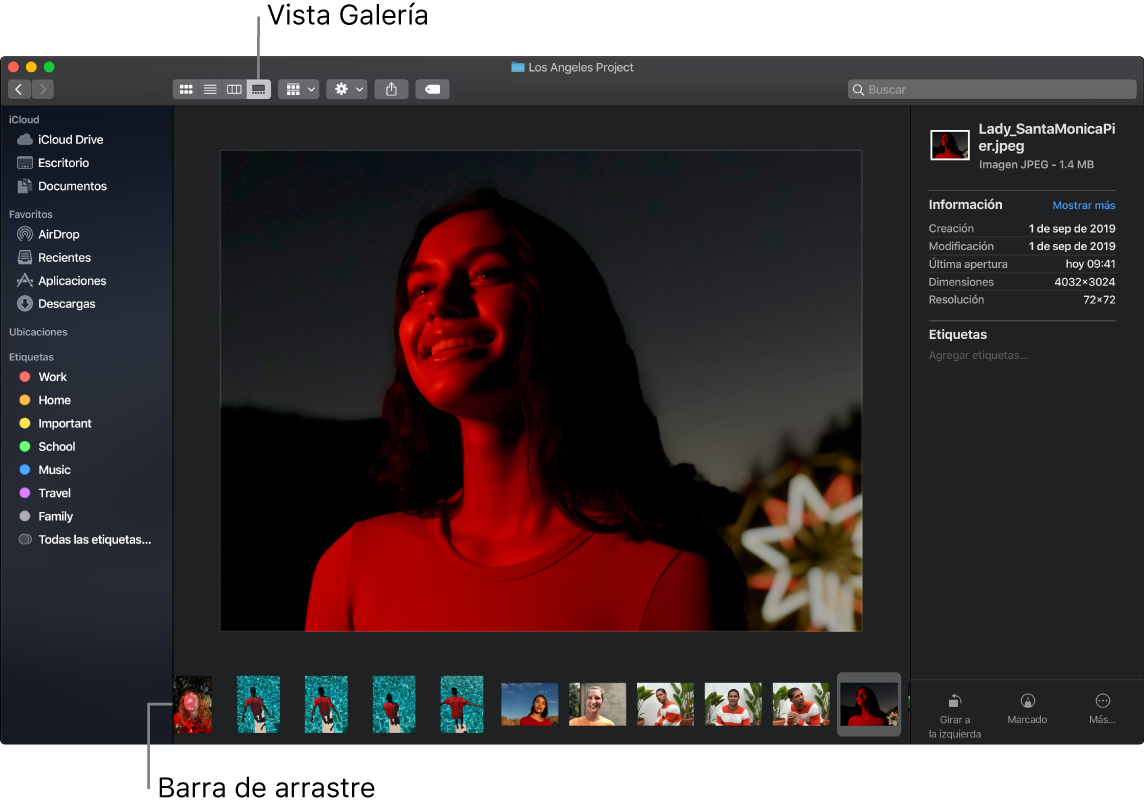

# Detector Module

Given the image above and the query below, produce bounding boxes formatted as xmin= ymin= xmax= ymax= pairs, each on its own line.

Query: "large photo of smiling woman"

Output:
xmin=305 ymin=189 xmax=745 ymax=630
xmin=220 ymin=151 xmax=861 ymax=632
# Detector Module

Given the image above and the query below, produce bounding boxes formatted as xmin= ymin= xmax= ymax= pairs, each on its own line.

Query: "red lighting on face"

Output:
xmin=399 ymin=210 xmax=523 ymax=418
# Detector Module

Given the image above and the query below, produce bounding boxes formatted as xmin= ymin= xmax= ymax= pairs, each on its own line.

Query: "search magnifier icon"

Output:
xmin=852 ymin=84 xmax=865 ymax=96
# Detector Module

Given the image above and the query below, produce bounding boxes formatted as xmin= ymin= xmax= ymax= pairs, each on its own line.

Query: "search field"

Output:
xmin=847 ymin=79 xmax=1137 ymax=100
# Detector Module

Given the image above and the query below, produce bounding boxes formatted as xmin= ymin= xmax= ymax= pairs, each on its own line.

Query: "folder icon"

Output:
xmin=511 ymin=62 xmax=526 ymax=73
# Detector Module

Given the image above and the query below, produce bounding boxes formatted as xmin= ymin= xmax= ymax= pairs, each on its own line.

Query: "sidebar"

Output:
xmin=909 ymin=108 xmax=1143 ymax=743
xmin=1 ymin=107 xmax=173 ymax=742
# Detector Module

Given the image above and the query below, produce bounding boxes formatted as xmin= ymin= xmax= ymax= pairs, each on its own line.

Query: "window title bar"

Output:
xmin=3 ymin=57 xmax=1141 ymax=107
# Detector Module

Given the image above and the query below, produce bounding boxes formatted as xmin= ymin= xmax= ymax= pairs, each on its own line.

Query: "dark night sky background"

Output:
xmin=839 ymin=682 xmax=899 ymax=713
xmin=221 ymin=151 xmax=860 ymax=489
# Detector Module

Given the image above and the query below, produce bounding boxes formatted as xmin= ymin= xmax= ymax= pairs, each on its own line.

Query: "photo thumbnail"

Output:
xmin=501 ymin=682 xmax=559 ymax=726
xmin=440 ymin=676 xmax=484 ymax=734
xmin=220 ymin=151 xmax=862 ymax=634
xmin=373 ymin=676 xmax=415 ymax=734
xmin=839 ymin=682 xmax=898 ymax=727
xmin=306 ymin=675 xmax=347 ymax=734
xmin=237 ymin=675 xmax=280 ymax=733
xmin=568 ymin=683 xmax=626 ymax=727
xmin=836 ymin=675 xmax=902 ymax=737
xmin=704 ymin=682 xmax=765 ymax=726
xmin=931 ymin=129 xmax=970 ymax=159
xmin=636 ymin=682 xmax=695 ymax=726
xmin=772 ymin=682 xmax=829 ymax=726
xmin=173 ymin=675 xmax=213 ymax=734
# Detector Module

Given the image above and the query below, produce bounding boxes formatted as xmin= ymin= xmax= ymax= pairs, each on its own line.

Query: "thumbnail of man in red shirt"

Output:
xmin=310 ymin=686 xmax=342 ymax=733
xmin=382 ymin=693 xmax=402 ymax=733
xmin=241 ymin=686 xmax=273 ymax=733
xmin=782 ymin=687 xmax=823 ymax=726
xmin=441 ymin=687 xmax=482 ymax=733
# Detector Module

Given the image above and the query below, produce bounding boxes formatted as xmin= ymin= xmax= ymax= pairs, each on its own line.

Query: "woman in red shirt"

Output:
xmin=305 ymin=189 xmax=746 ymax=632
xmin=519 ymin=695 xmax=551 ymax=726
xmin=933 ymin=132 xmax=966 ymax=159
xmin=846 ymin=686 xmax=887 ymax=726
xmin=174 ymin=687 xmax=212 ymax=734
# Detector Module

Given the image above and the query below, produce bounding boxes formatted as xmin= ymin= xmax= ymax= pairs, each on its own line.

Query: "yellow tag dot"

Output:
xmin=20 ymin=417 xmax=32 ymax=429
xmin=20 ymin=394 xmax=31 ymax=405
xmin=26 ymin=61 xmax=37 ymax=73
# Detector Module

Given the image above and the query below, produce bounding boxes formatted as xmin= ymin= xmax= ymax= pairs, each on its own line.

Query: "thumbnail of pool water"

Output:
xmin=304 ymin=675 xmax=349 ymax=734
xmin=439 ymin=675 xmax=484 ymax=734
xmin=236 ymin=675 xmax=281 ymax=734
xmin=372 ymin=676 xmax=416 ymax=734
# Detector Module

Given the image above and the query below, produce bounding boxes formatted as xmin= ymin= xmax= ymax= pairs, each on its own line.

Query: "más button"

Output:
xmin=415 ymin=79 xmax=450 ymax=99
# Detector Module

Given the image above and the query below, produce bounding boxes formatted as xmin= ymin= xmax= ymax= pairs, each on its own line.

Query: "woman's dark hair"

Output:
xmin=531 ymin=694 xmax=549 ymax=719
xmin=856 ymin=686 xmax=886 ymax=718
xmin=935 ymin=131 xmax=962 ymax=156
xmin=378 ymin=188 xmax=746 ymax=626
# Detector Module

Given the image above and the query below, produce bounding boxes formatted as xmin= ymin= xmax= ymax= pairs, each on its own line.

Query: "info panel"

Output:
xmin=910 ymin=106 xmax=1143 ymax=743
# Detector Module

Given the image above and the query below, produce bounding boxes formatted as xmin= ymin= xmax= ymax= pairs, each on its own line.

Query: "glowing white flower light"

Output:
xmin=741 ymin=473 xmax=862 ymax=631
